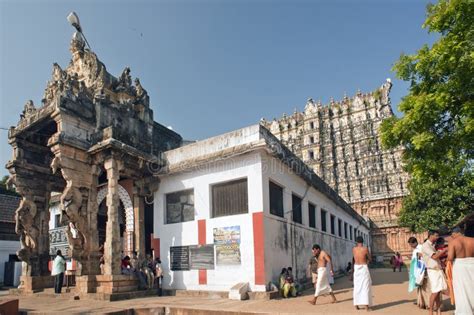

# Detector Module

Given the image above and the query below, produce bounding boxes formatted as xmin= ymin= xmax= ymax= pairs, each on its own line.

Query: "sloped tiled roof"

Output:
xmin=0 ymin=187 xmax=20 ymax=223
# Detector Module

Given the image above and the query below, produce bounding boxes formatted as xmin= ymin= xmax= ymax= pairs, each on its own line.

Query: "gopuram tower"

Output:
xmin=262 ymin=81 xmax=424 ymax=258
xmin=6 ymin=14 xmax=181 ymax=295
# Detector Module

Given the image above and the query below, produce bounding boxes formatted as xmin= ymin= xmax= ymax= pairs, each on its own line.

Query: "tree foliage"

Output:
xmin=0 ymin=175 xmax=16 ymax=194
xmin=381 ymin=0 xmax=474 ymax=232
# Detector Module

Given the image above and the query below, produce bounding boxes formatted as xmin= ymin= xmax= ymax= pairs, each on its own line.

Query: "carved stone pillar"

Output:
xmin=103 ymin=158 xmax=122 ymax=275
xmin=17 ymin=191 xmax=51 ymax=277
xmin=49 ymin=144 xmax=101 ymax=276
xmin=9 ymin=170 xmax=54 ymax=292
xmin=133 ymin=192 xmax=145 ymax=258
xmin=80 ymin=165 xmax=101 ymax=276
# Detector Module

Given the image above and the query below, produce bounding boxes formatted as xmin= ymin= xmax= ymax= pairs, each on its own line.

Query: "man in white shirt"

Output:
xmin=422 ymin=230 xmax=448 ymax=315
xmin=52 ymin=250 xmax=66 ymax=294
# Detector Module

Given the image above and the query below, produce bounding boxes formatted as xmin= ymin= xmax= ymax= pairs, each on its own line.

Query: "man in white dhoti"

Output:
xmin=308 ymin=244 xmax=337 ymax=305
xmin=422 ymin=230 xmax=448 ymax=315
xmin=352 ymin=236 xmax=372 ymax=311
xmin=447 ymin=228 xmax=474 ymax=315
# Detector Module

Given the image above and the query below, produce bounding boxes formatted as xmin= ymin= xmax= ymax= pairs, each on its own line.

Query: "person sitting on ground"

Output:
xmin=279 ymin=268 xmax=287 ymax=297
xmin=155 ymin=257 xmax=164 ymax=296
xmin=285 ymin=267 xmax=298 ymax=296
xmin=141 ymin=253 xmax=155 ymax=289
xmin=346 ymin=262 xmax=352 ymax=275
xmin=131 ymin=251 xmax=148 ymax=290
xmin=121 ymin=255 xmax=132 ymax=275
xmin=278 ymin=268 xmax=296 ymax=298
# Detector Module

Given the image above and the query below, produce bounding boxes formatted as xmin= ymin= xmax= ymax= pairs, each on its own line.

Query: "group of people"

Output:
xmin=305 ymin=229 xmax=473 ymax=314
xmin=51 ymin=249 xmax=164 ymax=296
xmin=121 ymin=251 xmax=164 ymax=294
xmin=408 ymin=228 xmax=474 ymax=315
xmin=307 ymin=236 xmax=372 ymax=311
xmin=279 ymin=267 xmax=298 ymax=298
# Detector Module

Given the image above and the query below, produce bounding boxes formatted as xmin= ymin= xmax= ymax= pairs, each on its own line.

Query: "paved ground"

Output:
xmin=2 ymin=269 xmax=455 ymax=314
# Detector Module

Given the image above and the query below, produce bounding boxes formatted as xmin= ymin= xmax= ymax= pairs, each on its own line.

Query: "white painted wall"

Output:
xmin=49 ymin=203 xmax=61 ymax=230
xmin=154 ymin=151 xmax=265 ymax=292
xmin=0 ymin=240 xmax=20 ymax=284
xmin=155 ymin=123 xmax=371 ymax=292
xmin=260 ymin=154 xmax=370 ymax=284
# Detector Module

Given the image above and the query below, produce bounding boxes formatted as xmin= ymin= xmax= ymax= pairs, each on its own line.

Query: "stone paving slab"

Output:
xmin=4 ymin=269 xmax=456 ymax=315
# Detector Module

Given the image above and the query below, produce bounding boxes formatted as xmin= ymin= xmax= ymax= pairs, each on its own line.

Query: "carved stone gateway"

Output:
xmin=6 ymin=22 xmax=181 ymax=294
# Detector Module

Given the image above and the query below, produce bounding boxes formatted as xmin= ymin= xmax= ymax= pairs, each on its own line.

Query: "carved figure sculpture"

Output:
xmin=60 ymin=185 xmax=87 ymax=259
xmin=20 ymin=100 xmax=36 ymax=119
xmin=134 ymin=78 xmax=150 ymax=107
xmin=116 ymin=67 xmax=132 ymax=92
xmin=15 ymin=198 xmax=39 ymax=263
xmin=51 ymin=156 xmax=88 ymax=259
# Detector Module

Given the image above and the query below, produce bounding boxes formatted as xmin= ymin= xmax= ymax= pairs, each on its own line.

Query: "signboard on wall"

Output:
xmin=216 ymin=243 xmax=241 ymax=265
xmin=189 ymin=245 xmax=215 ymax=270
xmin=214 ymin=226 xmax=241 ymax=265
xmin=170 ymin=246 xmax=190 ymax=271
xmin=213 ymin=226 xmax=241 ymax=245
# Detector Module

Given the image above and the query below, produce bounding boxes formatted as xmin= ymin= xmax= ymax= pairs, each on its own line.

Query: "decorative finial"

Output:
xmin=343 ymin=92 xmax=348 ymax=102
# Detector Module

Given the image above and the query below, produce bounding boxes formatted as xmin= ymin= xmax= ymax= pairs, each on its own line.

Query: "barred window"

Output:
xmin=344 ymin=222 xmax=348 ymax=239
xmin=166 ymin=189 xmax=195 ymax=224
xmin=308 ymin=203 xmax=316 ymax=228
xmin=55 ymin=214 xmax=65 ymax=228
xmin=212 ymin=178 xmax=248 ymax=218
xmin=330 ymin=215 xmax=336 ymax=235
xmin=269 ymin=181 xmax=284 ymax=218
xmin=321 ymin=209 xmax=327 ymax=232
xmin=338 ymin=219 xmax=342 ymax=237
xmin=292 ymin=194 xmax=302 ymax=224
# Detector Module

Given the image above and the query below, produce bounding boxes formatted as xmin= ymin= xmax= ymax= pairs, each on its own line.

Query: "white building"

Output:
xmin=153 ymin=124 xmax=370 ymax=293
xmin=0 ymin=188 xmax=21 ymax=286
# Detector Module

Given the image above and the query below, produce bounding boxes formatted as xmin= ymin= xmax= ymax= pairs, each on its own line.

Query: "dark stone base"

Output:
xmin=10 ymin=275 xmax=55 ymax=294
xmin=75 ymin=274 xmax=139 ymax=295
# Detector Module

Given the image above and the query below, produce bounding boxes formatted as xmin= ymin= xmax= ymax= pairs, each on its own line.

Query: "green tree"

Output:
xmin=0 ymin=175 xmax=16 ymax=193
xmin=381 ymin=0 xmax=474 ymax=232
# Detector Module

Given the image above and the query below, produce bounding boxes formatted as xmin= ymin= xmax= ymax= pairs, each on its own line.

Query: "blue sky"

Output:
xmin=0 ymin=0 xmax=436 ymax=177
